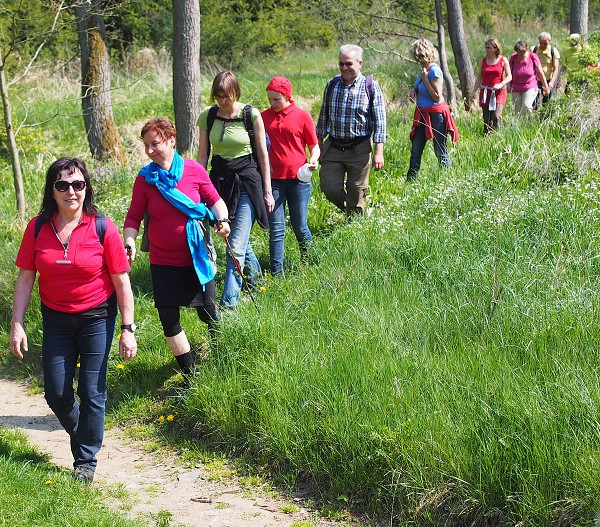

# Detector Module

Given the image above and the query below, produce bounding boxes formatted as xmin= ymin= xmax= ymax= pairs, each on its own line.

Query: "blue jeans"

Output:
xmin=221 ymin=184 xmax=262 ymax=308
xmin=42 ymin=309 xmax=115 ymax=472
xmin=269 ymin=179 xmax=313 ymax=276
xmin=407 ymin=111 xmax=450 ymax=180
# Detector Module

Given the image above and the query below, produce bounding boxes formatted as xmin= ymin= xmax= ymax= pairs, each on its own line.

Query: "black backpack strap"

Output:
xmin=34 ymin=215 xmax=45 ymax=238
xmin=242 ymin=104 xmax=256 ymax=159
xmin=206 ymin=105 xmax=219 ymax=159
xmin=95 ymin=213 xmax=106 ymax=245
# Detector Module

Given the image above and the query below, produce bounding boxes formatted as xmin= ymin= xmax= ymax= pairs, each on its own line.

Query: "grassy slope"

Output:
xmin=1 ymin=37 xmax=599 ymax=526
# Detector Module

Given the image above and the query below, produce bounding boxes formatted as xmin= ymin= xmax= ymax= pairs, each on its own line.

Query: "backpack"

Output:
xmin=324 ymin=74 xmax=375 ymax=115
xmin=206 ymin=104 xmax=270 ymax=162
xmin=34 ymin=212 xmax=106 ymax=244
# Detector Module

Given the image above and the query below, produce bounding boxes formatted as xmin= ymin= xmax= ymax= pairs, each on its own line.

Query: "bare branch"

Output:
xmin=8 ymin=1 xmax=67 ymax=86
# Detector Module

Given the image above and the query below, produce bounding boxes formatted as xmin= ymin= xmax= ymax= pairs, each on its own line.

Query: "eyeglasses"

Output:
xmin=338 ymin=61 xmax=355 ymax=67
xmin=54 ymin=180 xmax=86 ymax=192
xmin=215 ymin=93 xmax=232 ymax=100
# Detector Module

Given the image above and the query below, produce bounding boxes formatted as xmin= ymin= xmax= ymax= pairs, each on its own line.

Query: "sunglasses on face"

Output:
xmin=339 ymin=61 xmax=355 ymax=67
xmin=54 ymin=180 xmax=86 ymax=192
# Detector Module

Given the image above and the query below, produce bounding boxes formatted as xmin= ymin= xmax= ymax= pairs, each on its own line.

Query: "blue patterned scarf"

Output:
xmin=140 ymin=151 xmax=215 ymax=286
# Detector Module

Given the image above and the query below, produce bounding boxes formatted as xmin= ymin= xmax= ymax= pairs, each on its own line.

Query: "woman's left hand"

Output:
xmin=119 ymin=331 xmax=137 ymax=362
xmin=264 ymin=191 xmax=275 ymax=212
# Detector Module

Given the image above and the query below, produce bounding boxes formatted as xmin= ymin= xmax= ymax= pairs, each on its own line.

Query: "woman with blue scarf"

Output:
xmin=124 ymin=118 xmax=230 ymax=379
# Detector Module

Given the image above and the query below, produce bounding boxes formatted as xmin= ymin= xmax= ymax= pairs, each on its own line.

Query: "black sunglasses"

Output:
xmin=54 ymin=180 xmax=86 ymax=192
xmin=338 ymin=61 xmax=355 ymax=67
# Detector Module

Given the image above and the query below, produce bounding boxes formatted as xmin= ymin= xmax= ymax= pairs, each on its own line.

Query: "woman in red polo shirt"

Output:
xmin=10 ymin=157 xmax=137 ymax=483
xmin=261 ymin=77 xmax=320 ymax=276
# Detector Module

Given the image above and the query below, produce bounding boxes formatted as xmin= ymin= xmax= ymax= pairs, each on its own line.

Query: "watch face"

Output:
xmin=122 ymin=323 xmax=137 ymax=332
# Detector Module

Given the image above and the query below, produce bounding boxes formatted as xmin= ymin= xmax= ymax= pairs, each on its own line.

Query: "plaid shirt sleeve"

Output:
xmin=371 ymin=79 xmax=387 ymax=143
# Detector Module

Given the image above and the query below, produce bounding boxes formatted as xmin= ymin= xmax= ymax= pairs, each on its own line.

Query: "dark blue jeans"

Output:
xmin=407 ymin=111 xmax=450 ymax=180
xmin=42 ymin=309 xmax=115 ymax=472
xmin=268 ymin=179 xmax=313 ymax=276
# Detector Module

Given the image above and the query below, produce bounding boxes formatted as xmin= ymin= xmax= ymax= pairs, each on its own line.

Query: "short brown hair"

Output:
xmin=140 ymin=118 xmax=176 ymax=141
xmin=210 ymin=71 xmax=241 ymax=103
xmin=514 ymin=40 xmax=529 ymax=52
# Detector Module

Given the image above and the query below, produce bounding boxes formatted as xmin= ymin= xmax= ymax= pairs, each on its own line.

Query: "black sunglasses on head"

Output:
xmin=54 ymin=180 xmax=86 ymax=192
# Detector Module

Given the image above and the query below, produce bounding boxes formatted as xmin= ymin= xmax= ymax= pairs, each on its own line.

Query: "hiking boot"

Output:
xmin=72 ymin=466 xmax=94 ymax=484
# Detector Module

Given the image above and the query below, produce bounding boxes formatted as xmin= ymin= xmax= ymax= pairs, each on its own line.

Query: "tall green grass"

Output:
xmin=1 ymin=42 xmax=599 ymax=526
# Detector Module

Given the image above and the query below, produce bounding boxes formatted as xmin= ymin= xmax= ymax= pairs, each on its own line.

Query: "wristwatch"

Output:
xmin=121 ymin=323 xmax=137 ymax=333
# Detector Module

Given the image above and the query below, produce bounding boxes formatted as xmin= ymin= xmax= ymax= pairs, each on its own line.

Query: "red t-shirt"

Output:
xmin=123 ymin=158 xmax=221 ymax=266
xmin=261 ymin=103 xmax=318 ymax=180
xmin=15 ymin=213 xmax=130 ymax=313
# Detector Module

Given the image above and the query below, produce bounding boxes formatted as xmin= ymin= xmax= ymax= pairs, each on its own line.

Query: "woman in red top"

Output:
xmin=261 ymin=77 xmax=320 ymax=276
xmin=472 ymin=38 xmax=512 ymax=134
xmin=11 ymin=157 xmax=137 ymax=483
xmin=123 ymin=118 xmax=230 ymax=381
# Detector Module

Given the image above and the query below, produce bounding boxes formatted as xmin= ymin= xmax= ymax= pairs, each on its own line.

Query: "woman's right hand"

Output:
xmin=10 ymin=322 xmax=27 ymax=359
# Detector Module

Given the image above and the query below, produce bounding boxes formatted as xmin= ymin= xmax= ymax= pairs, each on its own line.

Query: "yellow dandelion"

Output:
xmin=167 ymin=414 xmax=175 ymax=421
xmin=157 ymin=415 xmax=165 ymax=423
xmin=76 ymin=363 xmax=80 ymax=368
xmin=117 ymin=333 xmax=122 ymax=339
xmin=261 ymin=286 xmax=267 ymax=291
xmin=116 ymin=363 xmax=125 ymax=369
xmin=44 ymin=479 xmax=54 ymax=485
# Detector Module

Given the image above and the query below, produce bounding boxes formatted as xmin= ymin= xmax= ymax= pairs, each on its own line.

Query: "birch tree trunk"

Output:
xmin=172 ymin=0 xmax=201 ymax=157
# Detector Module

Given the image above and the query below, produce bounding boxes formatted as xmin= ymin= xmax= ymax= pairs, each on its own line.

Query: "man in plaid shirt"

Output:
xmin=316 ymin=44 xmax=387 ymax=216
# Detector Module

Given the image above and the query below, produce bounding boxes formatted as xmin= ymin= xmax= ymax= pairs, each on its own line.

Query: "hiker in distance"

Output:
xmin=407 ymin=38 xmax=459 ymax=181
xmin=123 ymin=118 xmax=230 ymax=380
xmin=472 ymin=38 xmax=512 ymax=134
xmin=10 ymin=157 xmax=137 ymax=484
xmin=197 ymin=71 xmax=274 ymax=309
xmin=316 ymin=44 xmax=387 ymax=216
xmin=508 ymin=40 xmax=550 ymax=116
xmin=533 ymin=32 xmax=561 ymax=105
xmin=261 ymin=76 xmax=320 ymax=276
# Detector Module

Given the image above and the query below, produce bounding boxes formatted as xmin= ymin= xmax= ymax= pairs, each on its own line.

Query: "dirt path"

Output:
xmin=0 ymin=377 xmax=334 ymax=527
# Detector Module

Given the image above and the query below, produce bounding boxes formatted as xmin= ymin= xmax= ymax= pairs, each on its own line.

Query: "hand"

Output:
xmin=10 ymin=322 xmax=27 ymax=360
xmin=492 ymin=83 xmax=504 ymax=90
xmin=214 ymin=220 xmax=231 ymax=239
xmin=125 ymin=243 xmax=136 ymax=265
xmin=264 ymin=191 xmax=275 ymax=212
xmin=119 ymin=331 xmax=137 ymax=362
xmin=409 ymin=88 xmax=416 ymax=103
xmin=372 ymin=152 xmax=384 ymax=171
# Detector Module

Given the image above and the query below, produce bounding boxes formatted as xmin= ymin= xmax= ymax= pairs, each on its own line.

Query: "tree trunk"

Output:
xmin=445 ymin=0 xmax=475 ymax=111
xmin=75 ymin=2 xmax=126 ymax=164
xmin=435 ymin=0 xmax=457 ymax=114
xmin=0 ymin=51 xmax=25 ymax=218
xmin=570 ymin=0 xmax=589 ymax=41
xmin=172 ymin=0 xmax=201 ymax=157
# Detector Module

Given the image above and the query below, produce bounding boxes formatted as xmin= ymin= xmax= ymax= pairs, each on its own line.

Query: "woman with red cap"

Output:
xmin=261 ymin=77 xmax=320 ymax=276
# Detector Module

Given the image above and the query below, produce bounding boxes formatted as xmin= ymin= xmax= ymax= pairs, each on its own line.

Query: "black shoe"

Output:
xmin=72 ymin=466 xmax=94 ymax=483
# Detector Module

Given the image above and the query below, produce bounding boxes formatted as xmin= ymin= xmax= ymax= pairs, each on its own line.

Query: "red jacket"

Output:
xmin=410 ymin=102 xmax=459 ymax=144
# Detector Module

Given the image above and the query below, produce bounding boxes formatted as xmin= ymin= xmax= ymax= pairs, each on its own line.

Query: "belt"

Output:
xmin=329 ymin=135 xmax=370 ymax=151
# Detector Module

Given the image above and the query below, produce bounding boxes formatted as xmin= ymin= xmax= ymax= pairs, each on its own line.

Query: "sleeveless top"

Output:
xmin=479 ymin=56 xmax=507 ymax=107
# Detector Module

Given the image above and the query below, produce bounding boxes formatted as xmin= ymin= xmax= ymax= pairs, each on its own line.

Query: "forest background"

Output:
xmin=1 ymin=1 xmax=600 ymax=526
